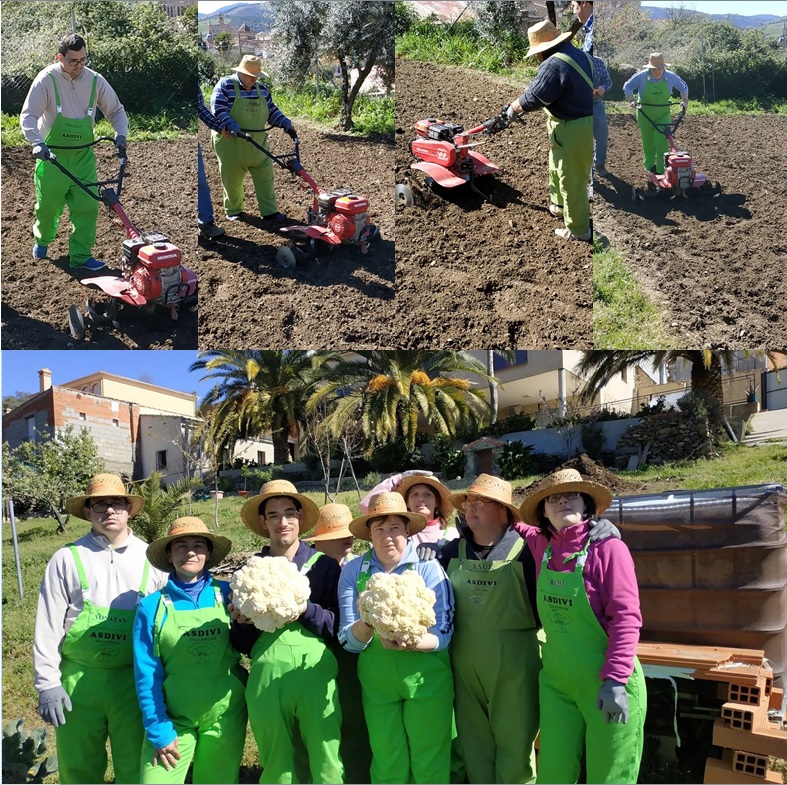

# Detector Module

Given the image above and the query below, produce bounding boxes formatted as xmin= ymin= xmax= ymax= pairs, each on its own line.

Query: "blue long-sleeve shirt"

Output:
xmin=591 ymin=55 xmax=612 ymax=103
xmin=210 ymin=75 xmax=290 ymax=132
xmin=623 ymin=69 xmax=689 ymax=102
xmin=518 ymin=40 xmax=594 ymax=120
xmin=133 ymin=574 xmax=233 ymax=749
xmin=581 ymin=14 xmax=594 ymax=55
xmin=338 ymin=540 xmax=454 ymax=653
xmin=198 ymin=89 xmax=222 ymax=132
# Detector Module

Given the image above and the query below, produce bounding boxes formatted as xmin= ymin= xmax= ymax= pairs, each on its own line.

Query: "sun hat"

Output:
xmin=146 ymin=517 xmax=232 ymax=573
xmin=233 ymin=54 xmax=269 ymax=80
xmin=302 ymin=503 xmax=355 ymax=542
xmin=396 ymin=475 xmax=454 ymax=520
xmin=526 ymin=20 xmax=574 ymax=58
xmin=643 ymin=52 xmax=670 ymax=70
xmin=519 ymin=468 xmax=613 ymax=526
xmin=66 ymin=473 xmax=144 ymax=521
xmin=240 ymin=479 xmax=320 ymax=536
xmin=349 ymin=493 xmax=427 ymax=541
xmin=450 ymin=474 xmax=521 ymax=521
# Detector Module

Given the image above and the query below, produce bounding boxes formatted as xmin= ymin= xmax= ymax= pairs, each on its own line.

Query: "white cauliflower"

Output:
xmin=230 ymin=556 xmax=311 ymax=632
xmin=358 ymin=571 xmax=436 ymax=647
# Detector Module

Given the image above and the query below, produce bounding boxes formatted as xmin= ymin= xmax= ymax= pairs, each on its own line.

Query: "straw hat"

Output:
xmin=526 ymin=20 xmax=574 ymax=58
xmin=240 ymin=479 xmax=320 ymax=536
xmin=234 ymin=54 xmax=269 ymax=80
xmin=643 ymin=52 xmax=670 ymax=70
xmin=519 ymin=469 xmax=613 ymax=526
xmin=146 ymin=517 xmax=232 ymax=573
xmin=66 ymin=473 xmax=144 ymax=521
xmin=349 ymin=493 xmax=427 ymax=541
xmin=396 ymin=475 xmax=454 ymax=520
xmin=450 ymin=474 xmax=521 ymax=521
xmin=302 ymin=503 xmax=355 ymax=542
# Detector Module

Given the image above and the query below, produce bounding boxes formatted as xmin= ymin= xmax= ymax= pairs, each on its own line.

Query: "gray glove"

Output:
xmin=38 ymin=686 xmax=72 ymax=727
xmin=114 ymin=134 xmax=127 ymax=158
xmin=416 ymin=543 xmax=438 ymax=561
xmin=505 ymin=102 xmax=519 ymax=121
xmin=596 ymin=679 xmax=629 ymax=724
xmin=629 ymin=99 xmax=637 ymax=109
xmin=32 ymin=143 xmax=51 ymax=161
xmin=588 ymin=517 xmax=621 ymax=542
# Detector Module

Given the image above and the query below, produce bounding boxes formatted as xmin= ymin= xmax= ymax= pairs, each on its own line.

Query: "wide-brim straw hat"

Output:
xmin=526 ymin=20 xmax=574 ymax=58
xmin=450 ymin=473 xmax=521 ymax=521
xmin=66 ymin=473 xmax=144 ymax=521
xmin=146 ymin=517 xmax=232 ymax=573
xmin=643 ymin=52 xmax=670 ymax=70
xmin=240 ymin=479 xmax=320 ymax=536
xmin=349 ymin=493 xmax=427 ymax=541
xmin=519 ymin=468 xmax=613 ymax=526
xmin=234 ymin=54 xmax=269 ymax=80
xmin=302 ymin=503 xmax=355 ymax=542
xmin=396 ymin=475 xmax=454 ymax=520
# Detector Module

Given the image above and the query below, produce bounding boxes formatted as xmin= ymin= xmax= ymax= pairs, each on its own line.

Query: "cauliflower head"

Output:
xmin=358 ymin=571 xmax=436 ymax=647
xmin=230 ymin=555 xmax=311 ymax=632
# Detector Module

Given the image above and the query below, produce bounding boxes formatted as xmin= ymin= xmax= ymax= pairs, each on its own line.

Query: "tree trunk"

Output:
xmin=487 ymin=350 xmax=498 ymax=423
xmin=690 ymin=352 xmax=726 ymax=440
xmin=272 ymin=430 xmax=291 ymax=465
xmin=338 ymin=56 xmax=375 ymax=131
xmin=52 ymin=507 xmax=68 ymax=534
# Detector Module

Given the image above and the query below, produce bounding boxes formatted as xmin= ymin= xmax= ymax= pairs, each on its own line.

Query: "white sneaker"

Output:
xmin=555 ymin=226 xmax=592 ymax=242
xmin=549 ymin=203 xmax=564 ymax=218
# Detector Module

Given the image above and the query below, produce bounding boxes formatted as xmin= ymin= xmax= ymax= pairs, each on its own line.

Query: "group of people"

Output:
xmin=35 ymin=466 xmax=647 ymax=784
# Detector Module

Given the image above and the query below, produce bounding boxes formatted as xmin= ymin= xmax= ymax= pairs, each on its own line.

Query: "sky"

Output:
xmin=641 ymin=1 xmax=787 ymax=16
xmin=198 ymin=1 xmax=257 ymax=14
xmin=0 ymin=350 xmax=214 ymax=402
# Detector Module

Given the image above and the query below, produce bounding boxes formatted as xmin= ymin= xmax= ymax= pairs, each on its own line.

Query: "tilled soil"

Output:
xmin=1 ymin=138 xmax=198 ymax=349
xmin=594 ymin=112 xmax=787 ymax=348
xmin=197 ymin=122 xmax=395 ymax=348
xmin=395 ymin=58 xmax=593 ymax=348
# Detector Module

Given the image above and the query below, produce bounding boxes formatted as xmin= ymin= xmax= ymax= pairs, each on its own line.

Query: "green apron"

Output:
xmin=356 ymin=553 xmax=453 ymax=784
xmin=448 ymin=537 xmax=541 ymax=784
xmin=34 ymin=73 xmax=100 ymax=267
xmin=140 ymin=579 xmax=248 ymax=784
xmin=210 ymin=76 xmax=276 ymax=216
xmin=56 ymin=544 xmax=150 ymax=784
xmin=246 ymin=551 xmax=344 ymax=784
xmin=543 ymin=52 xmax=594 ymax=236
xmin=637 ymin=77 xmax=672 ymax=174
xmin=535 ymin=540 xmax=646 ymax=784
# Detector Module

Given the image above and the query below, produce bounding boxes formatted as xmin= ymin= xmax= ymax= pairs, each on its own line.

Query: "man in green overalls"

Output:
xmin=623 ymin=53 xmax=689 ymax=176
xmin=210 ymin=55 xmax=298 ymax=222
xmin=20 ymin=34 xmax=128 ymax=270
xmin=34 ymin=474 xmax=169 ymax=784
xmin=505 ymin=20 xmax=595 ymax=242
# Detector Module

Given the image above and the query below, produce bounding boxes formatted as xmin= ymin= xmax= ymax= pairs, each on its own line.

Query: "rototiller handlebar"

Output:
xmin=635 ymin=101 xmax=687 ymax=137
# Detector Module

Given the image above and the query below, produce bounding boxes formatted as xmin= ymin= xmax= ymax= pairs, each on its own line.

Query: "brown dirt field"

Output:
xmin=197 ymin=122 xmax=395 ymax=348
xmin=395 ymin=58 xmax=593 ymax=348
xmin=1 ymin=138 xmax=198 ymax=349
xmin=594 ymin=112 xmax=787 ymax=348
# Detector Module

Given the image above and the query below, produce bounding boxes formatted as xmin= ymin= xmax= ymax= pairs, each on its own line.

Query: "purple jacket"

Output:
xmin=513 ymin=520 xmax=642 ymax=683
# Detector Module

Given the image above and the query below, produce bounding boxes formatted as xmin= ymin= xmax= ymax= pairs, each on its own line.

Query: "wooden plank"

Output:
xmin=704 ymin=757 xmax=782 ymax=784
xmin=637 ymin=642 xmax=765 ymax=671
xmin=713 ymin=719 xmax=787 ymax=760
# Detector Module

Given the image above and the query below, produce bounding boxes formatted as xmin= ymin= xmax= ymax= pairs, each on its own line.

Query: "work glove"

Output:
xmin=629 ymin=99 xmax=637 ymax=109
xmin=681 ymin=99 xmax=689 ymax=111
xmin=416 ymin=543 xmax=439 ymax=561
xmin=588 ymin=517 xmax=621 ymax=542
xmin=114 ymin=134 xmax=127 ymax=158
xmin=32 ymin=143 xmax=51 ymax=161
xmin=225 ymin=120 xmax=241 ymax=137
xmin=38 ymin=686 xmax=72 ymax=727
xmin=596 ymin=679 xmax=629 ymax=724
xmin=505 ymin=102 xmax=519 ymax=122
xmin=284 ymin=123 xmax=298 ymax=140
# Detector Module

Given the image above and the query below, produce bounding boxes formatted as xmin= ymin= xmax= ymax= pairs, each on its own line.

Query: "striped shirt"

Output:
xmin=197 ymin=89 xmax=222 ymax=132
xmin=210 ymin=75 xmax=290 ymax=131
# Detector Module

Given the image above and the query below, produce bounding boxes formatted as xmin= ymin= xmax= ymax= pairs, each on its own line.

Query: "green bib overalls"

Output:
xmin=637 ymin=77 xmax=672 ymax=174
xmin=56 ymin=545 xmax=150 ymax=784
xmin=139 ymin=580 xmax=248 ymax=784
xmin=535 ymin=540 xmax=647 ymax=784
xmin=34 ymin=73 xmax=100 ymax=267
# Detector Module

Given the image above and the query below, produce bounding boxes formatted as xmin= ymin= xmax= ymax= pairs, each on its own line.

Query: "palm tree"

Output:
xmin=487 ymin=350 xmax=515 ymax=424
xmin=131 ymin=471 xmax=199 ymax=544
xmin=190 ymin=351 xmax=338 ymax=466
xmin=308 ymin=351 xmax=494 ymax=455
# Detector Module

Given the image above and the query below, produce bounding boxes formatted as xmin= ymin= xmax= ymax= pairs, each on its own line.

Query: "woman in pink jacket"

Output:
xmin=515 ymin=468 xmax=646 ymax=784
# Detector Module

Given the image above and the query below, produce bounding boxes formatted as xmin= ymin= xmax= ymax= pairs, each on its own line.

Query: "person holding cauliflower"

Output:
xmin=132 ymin=517 xmax=247 ymax=784
xmin=338 ymin=492 xmax=455 ymax=784
xmin=232 ymin=480 xmax=344 ymax=784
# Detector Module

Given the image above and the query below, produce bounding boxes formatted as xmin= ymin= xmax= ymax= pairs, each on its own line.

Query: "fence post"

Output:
xmin=7 ymin=499 xmax=25 ymax=600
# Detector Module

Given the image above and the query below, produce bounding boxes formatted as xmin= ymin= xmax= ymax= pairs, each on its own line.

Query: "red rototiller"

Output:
xmin=631 ymin=102 xmax=721 ymax=201
xmin=44 ymin=137 xmax=197 ymax=341
xmin=238 ymin=131 xmax=379 ymax=270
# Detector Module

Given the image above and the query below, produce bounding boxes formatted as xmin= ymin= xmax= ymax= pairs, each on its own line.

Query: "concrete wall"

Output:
xmin=3 ymin=396 xmax=54 ymax=448
xmin=232 ymin=436 xmax=276 ymax=466
xmin=138 ymin=414 xmax=196 ymax=485
xmin=501 ymin=417 xmax=642 ymax=456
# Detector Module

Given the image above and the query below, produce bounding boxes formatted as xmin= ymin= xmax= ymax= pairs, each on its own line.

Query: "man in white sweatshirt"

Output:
xmin=20 ymin=33 xmax=128 ymax=270
xmin=33 ymin=473 xmax=168 ymax=784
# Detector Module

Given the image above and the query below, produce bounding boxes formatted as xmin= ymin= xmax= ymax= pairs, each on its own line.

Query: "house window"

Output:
xmin=621 ymin=368 xmax=628 ymax=383
xmin=156 ymin=450 xmax=168 ymax=470
xmin=79 ymin=412 xmax=86 ymax=421
xmin=112 ymin=419 xmax=119 ymax=427
xmin=257 ymin=450 xmax=266 ymax=465
xmin=26 ymin=415 xmax=36 ymax=442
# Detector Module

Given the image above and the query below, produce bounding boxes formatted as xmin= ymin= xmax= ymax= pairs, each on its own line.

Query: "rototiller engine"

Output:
xmin=631 ymin=103 xmax=721 ymax=201
xmin=43 ymin=137 xmax=197 ymax=341
xmin=238 ymin=131 xmax=378 ymax=270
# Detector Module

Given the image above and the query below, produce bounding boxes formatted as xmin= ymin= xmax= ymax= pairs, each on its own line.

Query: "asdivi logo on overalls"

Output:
xmin=187 ymin=641 xmax=217 ymax=661
xmin=542 ymin=594 xmax=573 ymax=607
xmin=62 ymin=132 xmax=83 ymax=141
xmin=182 ymin=627 xmax=223 ymax=638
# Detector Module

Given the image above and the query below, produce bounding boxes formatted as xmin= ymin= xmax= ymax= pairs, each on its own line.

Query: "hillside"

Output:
xmin=198 ymin=1 xmax=275 ymax=34
xmin=644 ymin=6 xmax=782 ymax=28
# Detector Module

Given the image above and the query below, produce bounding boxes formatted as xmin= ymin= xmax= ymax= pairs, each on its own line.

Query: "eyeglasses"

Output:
xmin=66 ymin=57 xmax=87 ymax=66
xmin=545 ymin=492 xmax=582 ymax=504
xmin=462 ymin=499 xmax=488 ymax=512
xmin=89 ymin=500 xmax=129 ymax=513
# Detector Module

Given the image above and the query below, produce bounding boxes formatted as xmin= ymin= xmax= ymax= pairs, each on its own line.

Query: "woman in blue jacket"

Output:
xmin=133 ymin=517 xmax=247 ymax=784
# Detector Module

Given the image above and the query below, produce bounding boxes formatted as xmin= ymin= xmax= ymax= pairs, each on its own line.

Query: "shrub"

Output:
xmin=497 ymin=441 xmax=535 ymax=481
xmin=581 ymin=422 xmax=605 ymax=461
xmin=368 ymin=439 xmax=426 ymax=474
xmin=431 ymin=436 xmax=466 ymax=479
xmin=677 ymin=391 xmax=710 ymax=422
xmin=639 ymin=396 xmax=674 ymax=417
xmin=480 ymin=412 xmax=537 ymax=437
xmin=2 ymin=718 xmax=57 ymax=783
xmin=361 ymin=472 xmax=383 ymax=490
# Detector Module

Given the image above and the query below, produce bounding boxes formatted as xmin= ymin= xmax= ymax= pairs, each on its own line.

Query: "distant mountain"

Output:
xmin=198 ymin=2 xmax=275 ymax=34
xmin=644 ymin=7 xmax=782 ymax=28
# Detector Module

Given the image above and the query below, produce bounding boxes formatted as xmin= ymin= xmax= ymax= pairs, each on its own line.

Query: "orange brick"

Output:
xmin=721 ymin=701 xmax=769 ymax=732
xmin=712 ymin=719 xmax=787 ymax=760
xmin=704 ymin=756 xmax=782 ymax=784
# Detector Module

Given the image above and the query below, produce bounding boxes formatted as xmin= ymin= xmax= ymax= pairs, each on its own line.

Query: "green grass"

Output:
xmin=592 ymin=240 xmax=674 ymax=349
xmin=605 ymin=98 xmax=787 ymax=117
